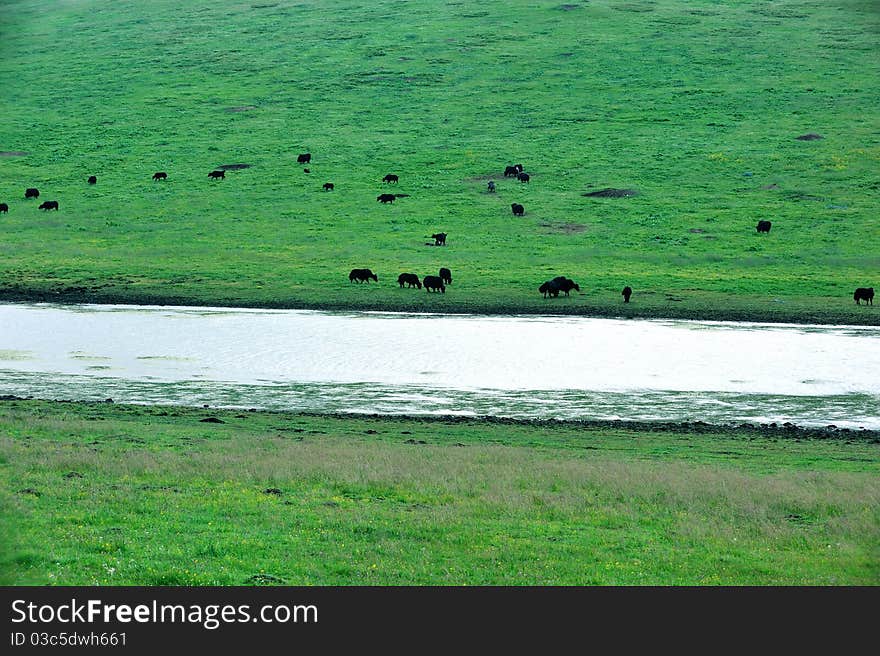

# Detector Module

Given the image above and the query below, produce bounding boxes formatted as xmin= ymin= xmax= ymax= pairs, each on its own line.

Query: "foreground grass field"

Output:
xmin=0 ymin=0 xmax=878 ymax=323
xmin=1 ymin=400 xmax=878 ymax=585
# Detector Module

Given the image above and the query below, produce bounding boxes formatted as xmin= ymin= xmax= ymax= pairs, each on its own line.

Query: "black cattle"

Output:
xmin=622 ymin=286 xmax=633 ymax=303
xmin=382 ymin=174 xmax=399 ymax=183
xmin=539 ymin=280 xmax=560 ymax=298
xmin=504 ymin=166 xmax=518 ymax=177
xmin=152 ymin=171 xmax=167 ymax=181
xmin=511 ymin=203 xmax=524 ymax=216
xmin=551 ymin=276 xmax=580 ymax=296
xmin=431 ymin=232 xmax=447 ymax=246
xmin=208 ymin=170 xmax=225 ymax=180
xmin=439 ymin=267 xmax=452 ymax=285
xmin=377 ymin=193 xmax=396 ymax=203
xmin=0 ymin=203 xmax=8 ymax=213
xmin=303 ymin=168 xmax=310 ymax=173
xmin=756 ymin=220 xmax=772 ymax=233
xmin=39 ymin=200 xmax=59 ymax=211
xmin=87 ymin=175 xmax=97 ymax=185
xmin=487 ymin=181 xmax=496 ymax=193
xmin=854 ymin=288 xmax=874 ymax=305
xmin=349 ymin=268 xmax=378 ymax=283
xmin=517 ymin=172 xmax=530 ymax=183
xmin=398 ymin=273 xmax=422 ymax=289
xmin=423 ymin=275 xmax=445 ymax=293
xmin=323 ymin=182 xmax=334 ymax=191
xmin=297 ymin=153 xmax=311 ymax=164
xmin=25 ymin=188 xmax=39 ymax=199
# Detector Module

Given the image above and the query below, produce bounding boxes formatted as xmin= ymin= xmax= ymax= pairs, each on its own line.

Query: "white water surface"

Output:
xmin=1 ymin=303 xmax=878 ymax=428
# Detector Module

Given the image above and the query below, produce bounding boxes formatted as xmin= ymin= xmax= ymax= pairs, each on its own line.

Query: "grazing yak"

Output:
xmin=297 ymin=153 xmax=311 ymax=164
xmin=323 ymin=182 xmax=334 ymax=191
xmin=756 ymin=220 xmax=772 ymax=233
xmin=517 ymin=172 xmax=530 ymax=183
xmin=487 ymin=181 xmax=496 ymax=192
xmin=439 ymin=267 xmax=452 ymax=285
xmin=551 ymin=276 xmax=580 ymax=296
xmin=377 ymin=193 xmax=396 ymax=203
xmin=397 ymin=273 xmax=422 ymax=289
xmin=383 ymin=174 xmax=399 ymax=183
xmin=349 ymin=268 xmax=378 ymax=283
xmin=504 ymin=166 xmax=518 ymax=177
xmin=622 ymin=286 xmax=633 ymax=303
xmin=152 ymin=171 xmax=167 ymax=181
xmin=423 ymin=275 xmax=445 ymax=293
xmin=39 ymin=200 xmax=59 ymax=211
xmin=854 ymin=288 xmax=874 ymax=305
xmin=87 ymin=175 xmax=97 ymax=185
xmin=431 ymin=232 xmax=447 ymax=246
xmin=539 ymin=280 xmax=560 ymax=298
xmin=208 ymin=170 xmax=225 ymax=180
xmin=25 ymin=187 xmax=39 ymax=199
xmin=0 ymin=203 xmax=8 ymax=214
xmin=511 ymin=203 xmax=524 ymax=216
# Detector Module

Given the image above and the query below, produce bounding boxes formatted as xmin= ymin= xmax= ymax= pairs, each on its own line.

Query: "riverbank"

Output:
xmin=0 ymin=288 xmax=877 ymax=327
xmin=2 ymin=399 xmax=878 ymax=585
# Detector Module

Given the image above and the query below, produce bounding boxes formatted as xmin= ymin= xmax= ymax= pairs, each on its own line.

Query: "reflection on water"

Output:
xmin=1 ymin=303 xmax=879 ymax=429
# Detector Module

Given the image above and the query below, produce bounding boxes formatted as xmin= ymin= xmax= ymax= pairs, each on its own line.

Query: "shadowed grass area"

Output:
xmin=0 ymin=0 xmax=878 ymax=323
xmin=1 ymin=400 xmax=878 ymax=585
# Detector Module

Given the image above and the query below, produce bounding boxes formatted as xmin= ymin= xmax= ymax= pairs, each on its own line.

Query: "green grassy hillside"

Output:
xmin=1 ymin=0 xmax=878 ymax=322
xmin=2 ymin=401 xmax=878 ymax=585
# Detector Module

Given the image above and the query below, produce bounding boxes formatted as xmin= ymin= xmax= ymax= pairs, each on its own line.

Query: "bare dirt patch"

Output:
xmin=582 ymin=188 xmax=638 ymax=198
xmin=217 ymin=163 xmax=252 ymax=170
xmin=225 ymin=106 xmax=257 ymax=113
xmin=796 ymin=133 xmax=823 ymax=141
xmin=0 ymin=151 xmax=28 ymax=157
xmin=540 ymin=221 xmax=586 ymax=234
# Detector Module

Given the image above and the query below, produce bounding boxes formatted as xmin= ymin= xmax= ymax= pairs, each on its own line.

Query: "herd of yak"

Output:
xmin=0 ymin=155 xmax=874 ymax=307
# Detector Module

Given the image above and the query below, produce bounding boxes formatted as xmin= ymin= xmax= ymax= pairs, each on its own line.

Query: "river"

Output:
xmin=1 ymin=303 xmax=878 ymax=428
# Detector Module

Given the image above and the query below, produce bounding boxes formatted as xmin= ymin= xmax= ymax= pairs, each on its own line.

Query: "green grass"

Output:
xmin=1 ymin=400 xmax=878 ymax=585
xmin=0 ymin=0 xmax=878 ymax=323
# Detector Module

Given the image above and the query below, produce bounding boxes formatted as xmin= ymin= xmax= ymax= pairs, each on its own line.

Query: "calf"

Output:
xmin=323 ymin=182 xmax=334 ymax=191
xmin=854 ymin=287 xmax=874 ymax=305
xmin=349 ymin=268 xmax=378 ymax=283
xmin=297 ymin=153 xmax=311 ymax=164
xmin=511 ymin=203 xmax=524 ymax=216
xmin=487 ymin=181 xmax=496 ymax=193
xmin=439 ymin=267 xmax=452 ymax=285
xmin=539 ymin=280 xmax=560 ymax=298
xmin=622 ymin=286 xmax=632 ymax=303
xmin=152 ymin=171 xmax=167 ymax=181
xmin=208 ymin=170 xmax=225 ymax=179
xmin=87 ymin=175 xmax=97 ymax=184
xmin=756 ymin=220 xmax=771 ymax=233
xmin=25 ymin=188 xmax=39 ymax=199
xmin=517 ymin=172 xmax=530 ymax=183
xmin=0 ymin=203 xmax=8 ymax=213
xmin=431 ymin=232 xmax=447 ymax=246
xmin=382 ymin=174 xmax=399 ymax=183
xmin=397 ymin=273 xmax=422 ymax=289
xmin=39 ymin=200 xmax=59 ymax=210
xmin=377 ymin=193 xmax=396 ymax=203
xmin=423 ymin=275 xmax=445 ymax=293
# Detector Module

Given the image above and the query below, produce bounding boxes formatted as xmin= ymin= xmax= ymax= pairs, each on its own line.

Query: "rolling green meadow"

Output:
xmin=2 ymin=401 xmax=878 ymax=585
xmin=0 ymin=0 xmax=878 ymax=322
